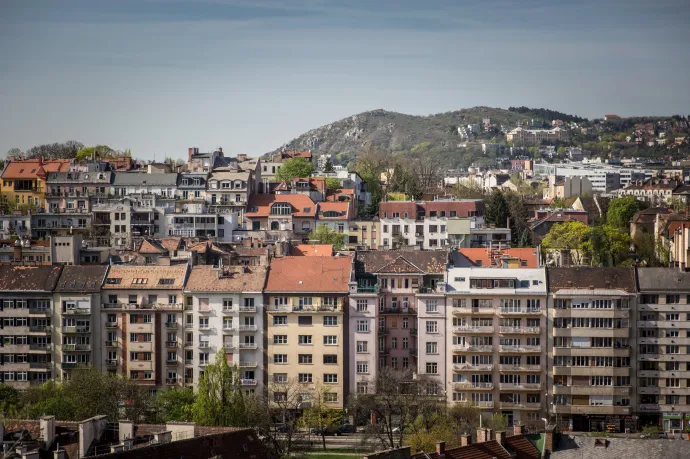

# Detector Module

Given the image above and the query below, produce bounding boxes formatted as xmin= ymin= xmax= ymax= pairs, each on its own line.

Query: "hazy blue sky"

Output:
xmin=1 ymin=0 xmax=689 ymax=160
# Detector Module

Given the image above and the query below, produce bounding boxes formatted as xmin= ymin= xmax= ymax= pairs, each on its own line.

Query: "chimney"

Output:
xmin=476 ymin=428 xmax=487 ymax=443
xmin=188 ymin=147 xmax=194 ymax=163
xmin=13 ymin=239 xmax=22 ymax=263
xmin=495 ymin=430 xmax=506 ymax=446
xmin=544 ymin=425 xmax=555 ymax=454
xmin=513 ymin=423 xmax=526 ymax=436
xmin=218 ymin=147 xmax=223 ymax=154
xmin=460 ymin=434 xmax=471 ymax=447
xmin=436 ymin=441 xmax=446 ymax=457
xmin=40 ymin=416 xmax=56 ymax=446
xmin=485 ymin=428 xmax=493 ymax=442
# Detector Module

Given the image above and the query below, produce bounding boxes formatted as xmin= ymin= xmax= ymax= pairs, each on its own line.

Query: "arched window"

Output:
xmin=270 ymin=203 xmax=292 ymax=215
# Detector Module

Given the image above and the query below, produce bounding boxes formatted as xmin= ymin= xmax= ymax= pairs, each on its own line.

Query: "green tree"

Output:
xmin=300 ymin=384 xmax=342 ymax=450
xmin=193 ymin=349 xmax=247 ymax=427
xmin=607 ymin=196 xmax=642 ymax=230
xmin=485 ymin=413 xmax=508 ymax=431
xmin=75 ymin=145 xmax=115 ymax=161
xmin=585 ymin=224 xmax=632 ymax=267
xmin=0 ymin=384 xmax=21 ymax=418
xmin=276 ymin=157 xmax=314 ymax=182
xmin=6 ymin=147 xmax=23 ymax=159
xmin=353 ymin=146 xmax=388 ymax=207
xmin=540 ymin=221 xmax=590 ymax=265
xmin=485 ymin=190 xmax=510 ymax=227
xmin=153 ymin=388 xmax=195 ymax=423
xmin=308 ymin=224 xmax=345 ymax=250
xmin=448 ymin=403 xmax=481 ymax=435
xmin=325 ymin=177 xmax=341 ymax=191
xmin=323 ymin=157 xmax=334 ymax=173
xmin=505 ymin=192 xmax=530 ymax=247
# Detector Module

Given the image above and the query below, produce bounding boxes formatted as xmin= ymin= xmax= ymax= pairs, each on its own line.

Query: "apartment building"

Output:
xmin=266 ymin=256 xmax=351 ymax=409
xmin=54 ymin=266 xmax=108 ymax=380
xmin=0 ymin=158 xmax=71 ymax=209
xmin=445 ymin=266 xmax=547 ymax=426
xmin=349 ymin=251 xmax=447 ymax=396
xmin=183 ymin=264 xmax=267 ymax=393
xmin=547 ymin=267 xmax=637 ymax=433
xmin=0 ymin=265 xmax=62 ymax=389
xmin=378 ymin=200 xmax=485 ymax=250
xmin=506 ymin=127 xmax=570 ymax=146
xmin=246 ymin=194 xmax=318 ymax=235
xmin=100 ymin=265 xmax=189 ymax=393
xmin=207 ymin=170 xmax=253 ymax=226
xmin=636 ymin=268 xmax=690 ymax=431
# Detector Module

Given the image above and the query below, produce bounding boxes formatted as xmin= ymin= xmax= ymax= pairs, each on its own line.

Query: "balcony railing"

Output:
xmin=239 ymin=325 xmax=258 ymax=332
xmin=453 ymin=363 xmax=493 ymax=372
xmin=239 ymin=305 xmax=257 ymax=313
xmin=62 ymin=326 xmax=91 ymax=334
xmin=453 ymin=382 xmax=494 ymax=390
xmin=355 ymin=284 xmax=380 ymax=294
xmin=63 ymin=344 xmax=91 ymax=352
xmin=499 ymin=326 xmax=540 ymax=334
xmin=166 ymin=378 xmax=180 ymax=385
xmin=105 ymin=340 xmax=116 ymax=347
xmin=29 ymin=325 xmax=48 ymax=332
xmin=452 ymin=344 xmax=493 ymax=352
xmin=62 ymin=308 xmax=91 ymax=315
xmin=453 ymin=325 xmax=494 ymax=334
xmin=499 ymin=308 xmax=542 ymax=315
xmin=165 ymin=322 xmax=178 ymax=329
xmin=240 ymin=343 xmax=258 ymax=350
xmin=499 ymin=364 xmax=541 ymax=372
xmin=165 ymin=359 xmax=178 ymax=366
xmin=165 ymin=341 xmax=178 ymax=348
xmin=499 ymin=345 xmax=542 ymax=353
xmin=222 ymin=306 xmax=234 ymax=313
xmin=241 ymin=379 xmax=258 ymax=386
xmin=105 ymin=322 xmax=118 ymax=328
xmin=239 ymin=361 xmax=258 ymax=368
xmin=29 ymin=343 xmax=50 ymax=350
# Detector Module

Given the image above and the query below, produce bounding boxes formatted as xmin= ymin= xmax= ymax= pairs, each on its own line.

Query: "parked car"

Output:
xmin=338 ymin=424 xmax=356 ymax=434
xmin=311 ymin=426 xmax=340 ymax=436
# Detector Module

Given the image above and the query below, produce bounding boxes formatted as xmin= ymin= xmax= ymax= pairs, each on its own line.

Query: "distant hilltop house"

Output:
xmin=506 ymin=126 xmax=570 ymax=146
xmin=604 ymin=114 xmax=619 ymax=120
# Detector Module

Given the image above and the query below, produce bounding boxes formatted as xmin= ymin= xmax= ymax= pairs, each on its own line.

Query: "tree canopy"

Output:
xmin=308 ymin=224 xmax=345 ymax=250
xmin=276 ymin=157 xmax=314 ymax=182
xmin=325 ymin=177 xmax=342 ymax=191
xmin=75 ymin=145 xmax=115 ymax=161
xmin=607 ymin=196 xmax=643 ymax=229
xmin=192 ymin=349 xmax=248 ymax=426
xmin=485 ymin=190 xmax=510 ymax=227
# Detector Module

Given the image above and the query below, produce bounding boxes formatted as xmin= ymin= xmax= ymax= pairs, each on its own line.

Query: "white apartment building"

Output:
xmin=445 ymin=267 xmax=548 ymax=426
xmin=534 ymin=162 xmax=654 ymax=192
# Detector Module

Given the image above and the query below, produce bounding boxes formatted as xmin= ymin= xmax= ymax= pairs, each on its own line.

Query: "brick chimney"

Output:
xmin=460 ymin=434 xmax=471 ymax=447
xmin=513 ymin=423 xmax=525 ymax=436
xmin=485 ymin=428 xmax=493 ymax=442
xmin=188 ymin=147 xmax=195 ymax=163
xmin=476 ymin=428 xmax=487 ymax=443
xmin=544 ymin=425 xmax=555 ymax=454
xmin=495 ymin=431 xmax=506 ymax=446
xmin=436 ymin=441 xmax=445 ymax=457
xmin=13 ymin=239 xmax=22 ymax=263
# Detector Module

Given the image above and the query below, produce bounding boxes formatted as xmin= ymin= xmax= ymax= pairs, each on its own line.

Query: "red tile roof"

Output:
xmin=380 ymin=202 xmax=419 ymax=218
xmin=246 ymin=194 xmax=317 ymax=217
xmin=445 ymin=440 xmax=511 ymax=459
xmin=318 ymin=201 xmax=350 ymax=220
xmin=505 ymin=435 xmax=540 ymax=459
xmin=326 ymin=188 xmax=355 ymax=202
xmin=292 ymin=244 xmax=334 ymax=256
xmin=265 ymin=256 xmax=351 ymax=293
xmin=2 ymin=159 xmax=71 ymax=179
xmin=456 ymin=248 xmax=539 ymax=268
xmin=422 ymin=200 xmax=484 ymax=217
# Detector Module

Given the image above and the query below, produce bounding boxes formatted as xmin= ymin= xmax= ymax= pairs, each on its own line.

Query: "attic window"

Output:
xmin=303 ymin=207 xmax=311 ymax=213
xmin=521 ymin=260 xmax=527 ymax=266
xmin=106 ymin=278 xmax=121 ymax=284
xmin=159 ymin=278 xmax=174 ymax=285
xmin=132 ymin=278 xmax=148 ymax=284
xmin=31 ymin=169 xmax=36 ymax=173
xmin=19 ymin=169 xmax=24 ymax=173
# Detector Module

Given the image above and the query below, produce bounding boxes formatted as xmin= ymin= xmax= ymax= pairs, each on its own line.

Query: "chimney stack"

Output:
xmin=513 ymin=423 xmax=526 ymax=436
xmin=485 ymin=428 xmax=493 ymax=442
xmin=544 ymin=425 xmax=555 ymax=454
xmin=476 ymin=428 xmax=487 ymax=443
xmin=188 ymin=147 xmax=194 ymax=164
xmin=460 ymin=434 xmax=471 ymax=447
xmin=495 ymin=430 xmax=506 ymax=446
xmin=436 ymin=441 xmax=446 ymax=457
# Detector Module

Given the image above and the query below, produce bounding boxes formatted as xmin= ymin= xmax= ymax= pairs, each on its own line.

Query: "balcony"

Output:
xmin=105 ymin=340 xmax=117 ymax=347
xmin=198 ymin=325 xmax=215 ymax=332
xmin=475 ymin=401 xmax=494 ymax=409
xmin=499 ymin=308 xmax=542 ymax=316
xmin=165 ymin=322 xmax=178 ymax=329
xmin=61 ymin=362 xmax=79 ymax=369
xmin=199 ymin=342 xmax=211 ymax=349
xmin=552 ymin=327 xmax=629 ymax=338
xmin=553 ymin=346 xmax=631 ymax=357
xmin=185 ymin=323 xmax=193 ymax=329
xmin=453 ymin=326 xmax=494 ymax=334
xmin=553 ymin=385 xmax=630 ymax=396
xmin=453 ymin=363 xmax=493 ymax=372
xmin=29 ymin=362 xmax=50 ymax=370
xmin=452 ymin=306 xmax=494 ymax=315
xmin=499 ymin=383 xmax=542 ymax=391
xmin=166 ymin=359 xmax=178 ymax=366
xmin=105 ymin=359 xmax=118 ymax=367
xmin=638 ymin=404 xmax=660 ymax=412
xmin=105 ymin=322 xmax=118 ymax=328
xmin=166 ymin=378 xmax=180 ymax=385
xmin=223 ymin=345 xmax=237 ymax=353
xmin=241 ymin=379 xmax=258 ymax=386
xmin=410 ymin=328 xmax=418 ymax=336
xmin=223 ymin=326 xmax=236 ymax=334
xmin=63 ymin=344 xmax=91 ymax=352
xmin=239 ymin=361 xmax=258 ymax=368
xmin=452 ymin=344 xmax=493 ymax=353
xmin=240 ymin=343 xmax=258 ymax=350
xmin=222 ymin=306 xmax=234 ymax=314
xmin=553 ymin=405 xmax=631 ymax=415
xmin=499 ymin=345 xmax=541 ymax=353
xmin=239 ymin=305 xmax=257 ymax=313
xmin=499 ymin=364 xmax=541 ymax=372
xmin=380 ymin=307 xmax=416 ymax=315
xmin=378 ymin=328 xmax=389 ymax=336
xmin=239 ymin=325 xmax=258 ymax=332
xmin=165 ymin=341 xmax=178 ymax=348
xmin=62 ymin=326 xmax=91 ymax=334
xmin=453 ymin=382 xmax=494 ymax=390
xmin=555 ymin=366 xmax=630 ymax=377
xmin=499 ymin=327 xmax=540 ymax=334
xmin=29 ymin=308 xmax=51 ymax=316
xmin=185 ymin=359 xmax=193 ymax=365
xmin=29 ymin=325 xmax=48 ymax=333
xmin=62 ymin=308 xmax=91 ymax=315
xmin=354 ymin=284 xmax=380 ymax=294
xmin=29 ymin=343 xmax=50 ymax=351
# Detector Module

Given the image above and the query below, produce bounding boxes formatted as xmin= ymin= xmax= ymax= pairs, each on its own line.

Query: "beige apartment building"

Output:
xmin=265 ymin=256 xmax=351 ymax=409
xmin=547 ymin=267 xmax=637 ymax=433
xmin=637 ymin=268 xmax=690 ymax=432
xmin=100 ymin=265 xmax=189 ymax=393
xmin=446 ymin=267 xmax=547 ymax=427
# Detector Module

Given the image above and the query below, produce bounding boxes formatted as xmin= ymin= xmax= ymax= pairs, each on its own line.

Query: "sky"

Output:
xmin=1 ymin=0 xmax=689 ymax=161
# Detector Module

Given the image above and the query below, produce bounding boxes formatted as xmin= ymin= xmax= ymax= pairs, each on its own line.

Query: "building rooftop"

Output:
xmin=637 ymin=267 xmax=690 ymax=291
xmin=112 ymin=172 xmax=179 ymax=187
xmin=292 ymin=244 xmax=334 ymax=256
xmin=55 ymin=266 xmax=108 ymax=292
xmin=138 ymin=239 xmax=169 ymax=255
xmin=102 ymin=265 xmax=188 ymax=290
xmin=317 ymin=201 xmax=350 ymax=220
xmin=355 ymin=250 xmax=448 ymax=275
xmin=552 ymin=435 xmax=688 ymax=459
xmin=184 ymin=265 xmax=266 ymax=292
xmin=46 ymin=170 xmax=113 ymax=184
xmin=0 ymin=265 xmax=63 ymax=291
xmin=2 ymin=158 xmax=71 ymax=180
xmin=265 ymin=256 xmax=352 ymax=293
xmin=454 ymin=248 xmax=539 ymax=268
xmin=547 ymin=267 xmax=637 ymax=293
xmin=208 ymin=170 xmax=250 ymax=182
xmin=246 ymin=194 xmax=317 ymax=217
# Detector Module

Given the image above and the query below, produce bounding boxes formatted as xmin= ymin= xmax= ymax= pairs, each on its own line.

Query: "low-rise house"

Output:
xmin=246 ymin=194 xmax=318 ymax=235
xmin=0 ymin=158 xmax=71 ymax=210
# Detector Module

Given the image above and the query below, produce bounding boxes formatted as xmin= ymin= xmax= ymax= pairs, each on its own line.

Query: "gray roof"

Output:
xmin=46 ymin=171 xmax=113 ymax=184
xmin=547 ymin=267 xmax=637 ymax=293
xmin=177 ymin=173 xmax=208 ymax=188
xmin=55 ymin=265 xmax=108 ymax=292
xmin=113 ymin=172 xmax=179 ymax=187
xmin=637 ymin=267 xmax=690 ymax=291
xmin=552 ymin=435 xmax=689 ymax=459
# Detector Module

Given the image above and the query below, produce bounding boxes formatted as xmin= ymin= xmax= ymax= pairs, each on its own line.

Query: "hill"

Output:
xmin=267 ymin=107 xmax=575 ymax=168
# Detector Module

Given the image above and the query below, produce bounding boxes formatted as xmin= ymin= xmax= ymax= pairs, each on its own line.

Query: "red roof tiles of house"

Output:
xmin=444 ymin=440 xmax=512 ymax=459
xmin=456 ymin=248 xmax=539 ymax=268
xmin=265 ymin=256 xmax=351 ymax=293
xmin=292 ymin=244 xmax=334 ymax=256
xmin=318 ymin=201 xmax=350 ymax=220
xmin=246 ymin=194 xmax=317 ymax=217
xmin=2 ymin=158 xmax=71 ymax=179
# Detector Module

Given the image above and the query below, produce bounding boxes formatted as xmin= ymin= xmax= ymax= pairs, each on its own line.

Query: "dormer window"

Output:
xmin=182 ymin=179 xmax=189 ymax=186
xmin=270 ymin=202 xmax=292 ymax=215
xmin=132 ymin=278 xmax=148 ymax=284
xmin=303 ymin=207 xmax=311 ymax=213
xmin=105 ymin=278 xmax=121 ymax=284
xmin=221 ymin=182 xmax=231 ymax=189
xmin=193 ymin=179 xmax=200 ymax=186
xmin=210 ymin=181 xmax=218 ymax=189
xmin=323 ymin=211 xmax=341 ymax=218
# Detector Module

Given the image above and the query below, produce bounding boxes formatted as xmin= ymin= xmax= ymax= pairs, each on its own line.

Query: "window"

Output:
xmin=298 ymin=373 xmax=313 ymax=383
xmin=324 ymin=392 xmax=338 ymax=403
xmin=323 ymin=336 xmax=338 ymax=345
xmin=426 ymin=321 xmax=438 ymax=334
xmin=357 ymin=320 xmax=369 ymax=332
xmin=426 ymin=300 xmax=438 ymax=313
xmin=357 ymin=341 xmax=368 ymax=353
xmin=273 ymin=335 xmax=288 ymax=344
xmin=323 ymin=374 xmax=338 ymax=384
xmin=298 ymin=335 xmax=313 ymax=345
xmin=357 ymin=361 xmax=369 ymax=374
xmin=323 ymin=316 xmax=338 ymax=326
xmin=323 ymin=355 xmax=338 ymax=364
xmin=273 ymin=316 xmax=288 ymax=326
xmin=298 ymin=354 xmax=313 ymax=364
xmin=426 ymin=362 xmax=438 ymax=374
xmin=273 ymin=373 xmax=288 ymax=383
xmin=357 ymin=299 xmax=368 ymax=312
xmin=273 ymin=354 xmax=288 ymax=364
xmin=298 ymin=316 xmax=313 ymax=326
xmin=426 ymin=342 xmax=438 ymax=354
